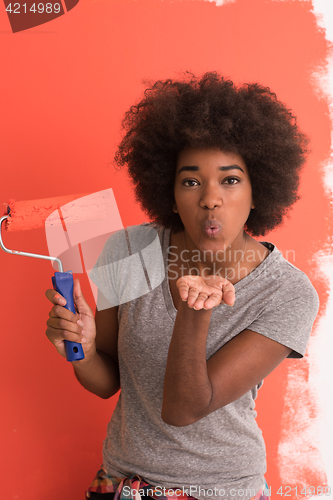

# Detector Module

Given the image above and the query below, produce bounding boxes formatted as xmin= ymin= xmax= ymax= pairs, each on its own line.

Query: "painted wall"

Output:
xmin=0 ymin=0 xmax=332 ymax=498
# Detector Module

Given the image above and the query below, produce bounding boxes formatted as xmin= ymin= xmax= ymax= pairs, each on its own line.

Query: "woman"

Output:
xmin=45 ymin=73 xmax=319 ymax=500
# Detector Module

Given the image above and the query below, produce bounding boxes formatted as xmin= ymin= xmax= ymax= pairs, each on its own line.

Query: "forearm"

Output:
xmin=162 ymin=300 xmax=213 ymax=426
xmin=72 ymin=347 xmax=120 ymax=399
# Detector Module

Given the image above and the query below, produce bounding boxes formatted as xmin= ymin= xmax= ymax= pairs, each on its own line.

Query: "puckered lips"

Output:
xmin=202 ymin=219 xmax=222 ymax=237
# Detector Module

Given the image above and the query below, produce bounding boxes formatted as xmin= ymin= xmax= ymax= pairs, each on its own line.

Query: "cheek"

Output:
xmin=172 ymin=199 xmax=194 ymax=226
xmin=238 ymin=185 xmax=253 ymax=205
xmin=229 ymin=188 xmax=250 ymax=204
xmin=229 ymin=190 xmax=253 ymax=218
xmin=173 ymin=189 xmax=189 ymax=212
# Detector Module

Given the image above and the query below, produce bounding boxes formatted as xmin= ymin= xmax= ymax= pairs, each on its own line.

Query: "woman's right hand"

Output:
xmin=45 ymin=278 xmax=96 ymax=361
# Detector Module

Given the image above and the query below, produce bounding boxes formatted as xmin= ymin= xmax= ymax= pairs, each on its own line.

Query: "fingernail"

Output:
xmin=81 ymin=336 xmax=86 ymax=343
xmin=77 ymin=320 xmax=84 ymax=327
xmin=59 ymin=298 xmax=66 ymax=306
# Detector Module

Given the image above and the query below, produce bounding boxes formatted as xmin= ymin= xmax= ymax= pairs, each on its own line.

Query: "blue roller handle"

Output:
xmin=52 ymin=272 xmax=85 ymax=362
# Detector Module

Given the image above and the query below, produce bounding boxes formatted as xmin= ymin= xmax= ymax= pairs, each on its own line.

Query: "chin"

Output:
xmin=198 ymin=237 xmax=228 ymax=253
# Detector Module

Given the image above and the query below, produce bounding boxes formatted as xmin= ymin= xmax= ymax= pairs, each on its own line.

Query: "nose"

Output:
xmin=199 ymin=183 xmax=222 ymax=210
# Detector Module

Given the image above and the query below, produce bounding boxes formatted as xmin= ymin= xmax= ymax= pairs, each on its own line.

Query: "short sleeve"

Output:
xmin=88 ymin=229 xmax=127 ymax=308
xmin=89 ymin=224 xmax=165 ymax=310
xmin=247 ymin=272 xmax=319 ymax=358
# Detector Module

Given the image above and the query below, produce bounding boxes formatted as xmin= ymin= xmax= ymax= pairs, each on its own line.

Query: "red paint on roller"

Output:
xmin=4 ymin=194 xmax=88 ymax=232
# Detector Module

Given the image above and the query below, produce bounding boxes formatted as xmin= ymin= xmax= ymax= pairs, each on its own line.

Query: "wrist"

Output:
xmin=71 ymin=343 xmax=97 ymax=369
xmin=178 ymin=298 xmax=213 ymax=318
xmin=174 ymin=300 xmax=212 ymax=340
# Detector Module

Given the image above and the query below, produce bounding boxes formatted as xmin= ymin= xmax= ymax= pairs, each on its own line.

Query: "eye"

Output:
xmin=182 ymin=179 xmax=199 ymax=187
xmin=223 ymin=177 xmax=240 ymax=185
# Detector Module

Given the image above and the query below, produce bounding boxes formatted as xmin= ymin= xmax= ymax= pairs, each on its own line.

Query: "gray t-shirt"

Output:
xmin=89 ymin=223 xmax=319 ymax=500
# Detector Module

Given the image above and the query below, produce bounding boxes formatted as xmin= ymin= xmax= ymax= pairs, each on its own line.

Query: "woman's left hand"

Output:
xmin=176 ymin=275 xmax=235 ymax=310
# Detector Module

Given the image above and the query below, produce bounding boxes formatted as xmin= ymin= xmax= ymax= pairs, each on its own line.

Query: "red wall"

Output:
xmin=0 ymin=0 xmax=331 ymax=498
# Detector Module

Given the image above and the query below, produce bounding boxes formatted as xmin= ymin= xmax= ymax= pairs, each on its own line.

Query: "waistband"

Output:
xmin=85 ymin=468 xmax=270 ymax=500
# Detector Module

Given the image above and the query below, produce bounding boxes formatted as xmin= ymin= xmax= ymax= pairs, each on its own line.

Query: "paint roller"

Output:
xmin=0 ymin=194 xmax=88 ymax=362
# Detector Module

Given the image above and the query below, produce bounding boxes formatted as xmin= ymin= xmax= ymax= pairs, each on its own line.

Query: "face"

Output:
xmin=173 ymin=148 xmax=254 ymax=254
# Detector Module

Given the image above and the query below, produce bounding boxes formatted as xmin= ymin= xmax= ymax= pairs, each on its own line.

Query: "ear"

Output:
xmin=251 ymin=200 xmax=255 ymax=210
xmin=173 ymin=202 xmax=178 ymax=214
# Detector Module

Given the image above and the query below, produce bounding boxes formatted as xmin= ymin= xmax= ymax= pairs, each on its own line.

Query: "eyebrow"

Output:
xmin=177 ymin=165 xmax=244 ymax=175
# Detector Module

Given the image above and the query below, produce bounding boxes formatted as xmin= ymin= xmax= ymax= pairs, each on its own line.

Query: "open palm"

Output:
xmin=176 ymin=275 xmax=235 ymax=310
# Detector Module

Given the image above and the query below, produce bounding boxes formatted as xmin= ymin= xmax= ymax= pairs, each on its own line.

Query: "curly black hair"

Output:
xmin=115 ymin=72 xmax=309 ymax=236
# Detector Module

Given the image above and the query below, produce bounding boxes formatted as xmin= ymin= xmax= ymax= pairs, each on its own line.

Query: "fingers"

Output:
xmin=45 ymin=279 xmax=99 ymax=361
xmin=176 ymin=275 xmax=235 ymax=310
xmin=46 ymin=282 xmax=83 ymax=357
xmin=46 ymin=310 xmax=84 ymax=358
xmin=177 ymin=280 xmax=190 ymax=302
xmin=179 ymin=277 xmax=222 ymax=310
xmin=47 ymin=307 xmax=82 ymax=338
xmin=177 ymin=275 xmax=202 ymax=302
xmin=48 ymin=303 xmax=78 ymax=323
xmin=72 ymin=279 xmax=93 ymax=317
xmin=221 ymin=281 xmax=235 ymax=306
xmin=188 ymin=289 xmax=208 ymax=310
xmin=45 ymin=279 xmax=91 ymax=313
xmin=178 ymin=278 xmax=210 ymax=309
xmin=202 ymin=292 xmax=223 ymax=310
xmin=45 ymin=288 xmax=67 ymax=306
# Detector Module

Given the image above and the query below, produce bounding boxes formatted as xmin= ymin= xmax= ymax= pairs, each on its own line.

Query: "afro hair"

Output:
xmin=115 ymin=72 xmax=309 ymax=236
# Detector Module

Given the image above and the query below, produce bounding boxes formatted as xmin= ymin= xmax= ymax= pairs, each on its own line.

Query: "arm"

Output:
xmin=72 ymin=303 xmax=120 ymax=399
xmin=46 ymin=279 xmax=120 ymax=399
xmin=161 ymin=276 xmax=292 ymax=427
